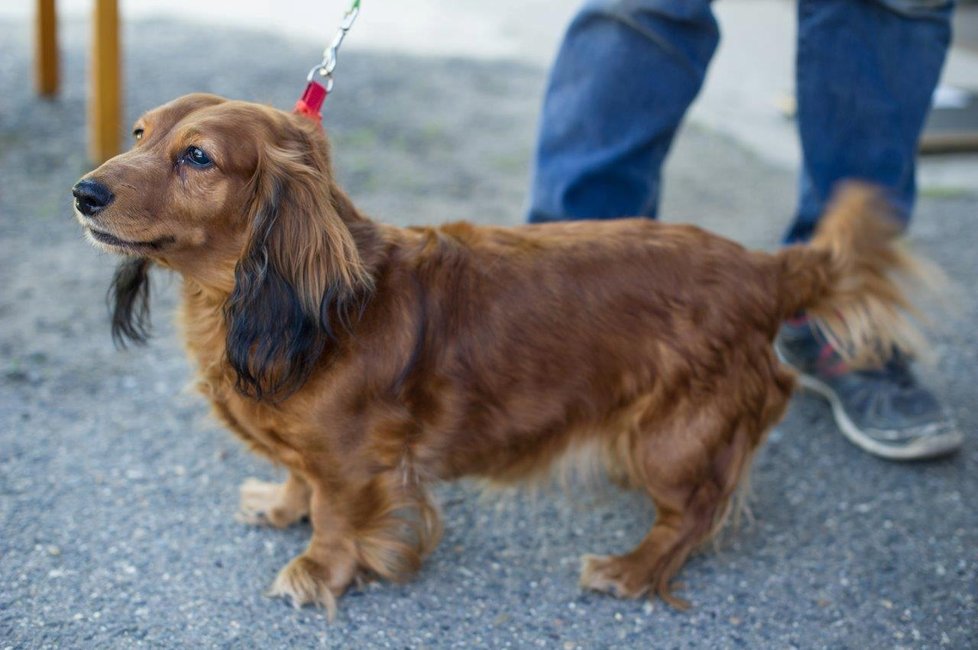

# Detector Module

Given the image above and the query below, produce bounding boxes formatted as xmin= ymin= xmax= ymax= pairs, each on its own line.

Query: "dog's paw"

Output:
xmin=580 ymin=554 xmax=690 ymax=608
xmin=268 ymin=555 xmax=344 ymax=620
xmin=236 ymin=478 xmax=307 ymax=528
xmin=580 ymin=554 xmax=652 ymax=600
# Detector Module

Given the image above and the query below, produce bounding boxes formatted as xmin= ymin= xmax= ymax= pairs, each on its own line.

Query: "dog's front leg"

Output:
xmin=267 ymin=482 xmax=359 ymax=619
xmin=266 ymin=465 xmax=442 ymax=618
xmin=236 ymin=471 xmax=311 ymax=528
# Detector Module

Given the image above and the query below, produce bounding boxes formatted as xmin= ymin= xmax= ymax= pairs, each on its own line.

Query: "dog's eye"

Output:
xmin=184 ymin=146 xmax=213 ymax=168
xmin=132 ymin=128 xmax=144 ymax=141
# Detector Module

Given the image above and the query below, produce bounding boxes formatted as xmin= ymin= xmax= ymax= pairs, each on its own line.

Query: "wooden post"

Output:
xmin=90 ymin=0 xmax=122 ymax=164
xmin=35 ymin=0 xmax=58 ymax=96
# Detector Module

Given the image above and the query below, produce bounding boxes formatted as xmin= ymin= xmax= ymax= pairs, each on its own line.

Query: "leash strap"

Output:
xmin=294 ymin=0 xmax=361 ymax=123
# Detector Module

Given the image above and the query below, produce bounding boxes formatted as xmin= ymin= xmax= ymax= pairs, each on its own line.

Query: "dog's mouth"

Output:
xmin=86 ymin=227 xmax=174 ymax=252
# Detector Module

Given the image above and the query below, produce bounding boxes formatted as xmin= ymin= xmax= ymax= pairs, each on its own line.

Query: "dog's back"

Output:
xmin=382 ymin=217 xmax=786 ymax=479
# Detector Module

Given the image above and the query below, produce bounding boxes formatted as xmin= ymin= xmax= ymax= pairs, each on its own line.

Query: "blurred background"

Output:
xmin=1 ymin=1 xmax=976 ymax=648
xmin=6 ymin=0 xmax=978 ymax=182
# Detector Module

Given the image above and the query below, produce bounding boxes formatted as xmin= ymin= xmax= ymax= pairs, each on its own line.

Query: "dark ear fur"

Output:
xmin=225 ymin=124 xmax=373 ymax=401
xmin=108 ymin=256 xmax=152 ymax=348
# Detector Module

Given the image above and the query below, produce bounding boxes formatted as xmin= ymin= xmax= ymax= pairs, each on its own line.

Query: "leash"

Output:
xmin=294 ymin=0 xmax=361 ymax=124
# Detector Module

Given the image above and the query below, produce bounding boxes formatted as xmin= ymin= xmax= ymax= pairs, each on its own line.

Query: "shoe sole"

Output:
xmin=778 ymin=356 xmax=963 ymax=461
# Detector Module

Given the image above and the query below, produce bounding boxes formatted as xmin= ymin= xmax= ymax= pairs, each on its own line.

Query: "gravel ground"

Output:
xmin=1 ymin=18 xmax=976 ymax=650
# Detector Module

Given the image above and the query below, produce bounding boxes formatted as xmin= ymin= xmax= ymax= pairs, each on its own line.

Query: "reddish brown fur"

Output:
xmin=74 ymin=94 xmax=930 ymax=616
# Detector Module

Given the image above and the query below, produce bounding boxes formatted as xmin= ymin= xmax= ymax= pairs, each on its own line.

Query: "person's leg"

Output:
xmin=778 ymin=0 xmax=962 ymax=460
xmin=786 ymin=0 xmax=953 ymax=243
xmin=527 ymin=0 xmax=719 ymax=223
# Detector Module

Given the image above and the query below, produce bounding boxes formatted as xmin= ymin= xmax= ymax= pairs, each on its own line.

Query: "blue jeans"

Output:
xmin=527 ymin=0 xmax=954 ymax=243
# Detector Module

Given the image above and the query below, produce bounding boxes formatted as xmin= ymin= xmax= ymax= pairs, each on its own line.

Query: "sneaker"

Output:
xmin=775 ymin=317 xmax=963 ymax=461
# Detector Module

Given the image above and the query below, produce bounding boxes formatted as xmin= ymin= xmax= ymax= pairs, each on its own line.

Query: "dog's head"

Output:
xmin=73 ymin=93 xmax=373 ymax=399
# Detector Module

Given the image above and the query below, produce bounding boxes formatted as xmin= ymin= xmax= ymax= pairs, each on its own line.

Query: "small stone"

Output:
xmin=46 ymin=545 xmax=60 ymax=556
xmin=881 ymin=599 xmax=893 ymax=609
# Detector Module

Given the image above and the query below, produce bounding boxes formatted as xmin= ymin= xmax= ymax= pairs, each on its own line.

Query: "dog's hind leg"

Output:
xmin=582 ymin=367 xmax=791 ymax=606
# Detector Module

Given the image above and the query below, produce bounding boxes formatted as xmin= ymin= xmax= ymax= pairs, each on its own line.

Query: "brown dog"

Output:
xmin=72 ymin=93 xmax=929 ymax=616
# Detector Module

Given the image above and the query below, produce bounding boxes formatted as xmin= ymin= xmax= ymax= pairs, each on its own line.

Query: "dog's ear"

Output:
xmin=225 ymin=123 xmax=373 ymax=401
xmin=108 ymin=256 xmax=152 ymax=348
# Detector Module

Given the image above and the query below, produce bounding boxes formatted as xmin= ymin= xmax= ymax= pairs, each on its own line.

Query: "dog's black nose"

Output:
xmin=72 ymin=179 xmax=114 ymax=217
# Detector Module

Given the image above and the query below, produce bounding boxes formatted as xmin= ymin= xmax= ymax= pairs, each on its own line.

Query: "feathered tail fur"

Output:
xmin=776 ymin=181 xmax=942 ymax=366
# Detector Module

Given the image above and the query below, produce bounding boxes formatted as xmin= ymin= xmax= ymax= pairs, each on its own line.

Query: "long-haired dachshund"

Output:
xmin=72 ymin=93 xmax=931 ymax=616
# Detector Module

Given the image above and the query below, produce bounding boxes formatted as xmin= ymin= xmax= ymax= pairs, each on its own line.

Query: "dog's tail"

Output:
xmin=774 ymin=181 xmax=941 ymax=366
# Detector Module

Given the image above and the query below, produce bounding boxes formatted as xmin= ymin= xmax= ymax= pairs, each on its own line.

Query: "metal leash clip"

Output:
xmin=295 ymin=0 xmax=361 ymax=124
